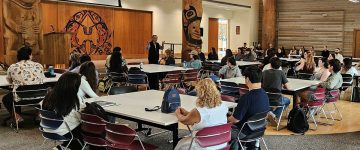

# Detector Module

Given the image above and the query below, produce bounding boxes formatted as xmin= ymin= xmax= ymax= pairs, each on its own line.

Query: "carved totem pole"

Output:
xmin=182 ymin=0 xmax=203 ymax=61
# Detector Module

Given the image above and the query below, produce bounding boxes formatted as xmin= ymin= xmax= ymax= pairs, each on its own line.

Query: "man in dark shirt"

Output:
xmin=147 ymin=35 xmax=164 ymax=64
xmin=196 ymin=46 xmax=206 ymax=61
xmin=262 ymin=57 xmax=290 ymax=124
xmin=228 ymin=66 xmax=270 ymax=149
xmin=321 ymin=45 xmax=330 ymax=58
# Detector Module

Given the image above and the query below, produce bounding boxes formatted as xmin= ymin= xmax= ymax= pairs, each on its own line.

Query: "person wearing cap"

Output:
xmin=196 ymin=46 xmax=206 ymax=61
xmin=185 ymin=50 xmax=202 ymax=69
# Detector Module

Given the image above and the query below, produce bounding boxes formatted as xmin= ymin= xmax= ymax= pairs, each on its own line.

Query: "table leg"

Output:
xmin=292 ymin=92 xmax=297 ymax=109
xmin=171 ymin=123 xmax=179 ymax=148
xmin=356 ymin=77 xmax=359 ymax=87
xmin=148 ymin=73 xmax=160 ymax=90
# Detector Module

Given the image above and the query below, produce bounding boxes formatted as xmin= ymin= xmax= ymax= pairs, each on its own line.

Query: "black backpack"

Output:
xmin=82 ymin=102 xmax=110 ymax=122
xmin=287 ymin=107 xmax=309 ymax=133
xmin=352 ymin=87 xmax=360 ymax=102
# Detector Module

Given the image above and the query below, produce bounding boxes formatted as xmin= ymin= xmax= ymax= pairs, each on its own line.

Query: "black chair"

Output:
xmin=12 ymin=84 xmax=49 ymax=132
xmin=265 ymin=88 xmax=286 ymax=131
xmin=108 ymin=72 xmax=128 ymax=88
xmin=340 ymin=74 xmax=353 ymax=100
xmin=127 ymin=70 xmax=149 ymax=90
xmin=220 ymin=81 xmax=241 ymax=101
xmin=37 ymin=108 xmax=82 ymax=149
xmin=107 ymin=86 xmax=138 ymax=95
xmin=236 ymin=111 xmax=269 ymax=150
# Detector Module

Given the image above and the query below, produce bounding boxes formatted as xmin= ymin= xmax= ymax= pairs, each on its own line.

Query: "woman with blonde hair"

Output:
xmin=159 ymin=49 xmax=175 ymax=65
xmin=174 ymin=78 xmax=228 ymax=150
xmin=296 ymin=51 xmax=315 ymax=74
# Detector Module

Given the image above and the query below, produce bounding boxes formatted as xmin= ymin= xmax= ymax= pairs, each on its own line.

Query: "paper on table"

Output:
xmin=93 ymin=101 xmax=118 ymax=107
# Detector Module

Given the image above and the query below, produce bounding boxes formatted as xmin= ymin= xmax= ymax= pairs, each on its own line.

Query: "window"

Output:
xmin=218 ymin=19 xmax=229 ymax=51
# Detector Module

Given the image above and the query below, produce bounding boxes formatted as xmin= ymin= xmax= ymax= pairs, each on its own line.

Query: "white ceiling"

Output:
xmin=203 ymin=0 xmax=252 ymax=11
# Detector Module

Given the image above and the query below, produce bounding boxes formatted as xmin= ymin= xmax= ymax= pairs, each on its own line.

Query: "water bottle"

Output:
xmin=48 ymin=66 xmax=55 ymax=76
xmin=140 ymin=61 xmax=143 ymax=69
xmin=183 ymin=61 xmax=187 ymax=68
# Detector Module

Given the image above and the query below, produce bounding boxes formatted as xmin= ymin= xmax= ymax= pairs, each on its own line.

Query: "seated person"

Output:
xmin=221 ymin=49 xmax=234 ymax=66
xmin=320 ymin=59 xmax=343 ymax=90
xmin=298 ymin=59 xmax=343 ymax=103
xmin=2 ymin=47 xmax=44 ymax=124
xmin=296 ymin=51 xmax=315 ymax=74
xmin=314 ymin=57 xmax=331 ymax=82
xmin=108 ymin=51 xmax=128 ymax=74
xmin=334 ymin=48 xmax=344 ymax=64
xmin=196 ymin=46 xmax=206 ymax=62
xmin=185 ymin=50 xmax=202 ymax=69
xmin=208 ymin=47 xmax=219 ymax=60
xmin=235 ymin=47 xmax=245 ymax=61
xmin=262 ymin=51 xmax=282 ymax=71
xmin=42 ymin=73 xmax=84 ymax=150
xmin=159 ymin=49 xmax=175 ymax=65
xmin=174 ymin=79 xmax=228 ymax=150
xmin=242 ymin=48 xmax=257 ymax=62
xmin=105 ymin=47 xmax=127 ymax=69
xmin=341 ymin=58 xmax=358 ymax=77
xmin=79 ymin=62 xmax=100 ymax=93
xmin=228 ymin=66 xmax=269 ymax=149
xmin=262 ymin=57 xmax=290 ymax=124
xmin=70 ymin=54 xmax=99 ymax=83
xmin=219 ymin=57 xmax=241 ymax=79
xmin=68 ymin=52 xmax=81 ymax=71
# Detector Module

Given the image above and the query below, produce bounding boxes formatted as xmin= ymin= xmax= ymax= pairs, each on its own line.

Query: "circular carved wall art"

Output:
xmin=64 ymin=10 xmax=112 ymax=55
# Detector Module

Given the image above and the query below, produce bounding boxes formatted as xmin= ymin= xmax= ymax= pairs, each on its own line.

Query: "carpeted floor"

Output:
xmin=0 ymin=115 xmax=359 ymax=150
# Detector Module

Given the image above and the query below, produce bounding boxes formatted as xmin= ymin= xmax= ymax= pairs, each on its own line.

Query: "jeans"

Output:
xmin=272 ymin=96 xmax=290 ymax=118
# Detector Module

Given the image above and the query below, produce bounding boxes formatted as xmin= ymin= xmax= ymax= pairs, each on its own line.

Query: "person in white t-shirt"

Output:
xmin=174 ymin=79 xmax=228 ymax=150
xmin=342 ymin=58 xmax=358 ymax=76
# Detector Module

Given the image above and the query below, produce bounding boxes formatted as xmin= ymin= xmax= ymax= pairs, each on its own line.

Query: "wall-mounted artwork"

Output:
xmin=236 ymin=26 xmax=240 ymax=35
xmin=64 ymin=10 xmax=112 ymax=55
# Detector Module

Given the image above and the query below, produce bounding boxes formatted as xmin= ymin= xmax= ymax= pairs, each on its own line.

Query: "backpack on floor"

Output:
xmin=82 ymin=102 xmax=110 ymax=122
xmin=352 ymin=87 xmax=360 ymax=102
xmin=161 ymin=88 xmax=181 ymax=113
xmin=287 ymin=107 xmax=309 ymax=134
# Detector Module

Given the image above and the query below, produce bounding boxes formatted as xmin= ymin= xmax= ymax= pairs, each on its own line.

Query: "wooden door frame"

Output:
xmin=354 ymin=29 xmax=360 ymax=57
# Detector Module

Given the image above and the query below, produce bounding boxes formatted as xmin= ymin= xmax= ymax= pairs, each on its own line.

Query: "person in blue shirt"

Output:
xmin=228 ymin=66 xmax=270 ymax=150
xmin=186 ymin=50 xmax=202 ymax=69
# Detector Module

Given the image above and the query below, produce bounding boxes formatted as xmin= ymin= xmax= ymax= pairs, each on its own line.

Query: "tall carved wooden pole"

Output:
xmin=262 ymin=0 xmax=277 ymax=50
xmin=182 ymin=0 xmax=203 ymax=62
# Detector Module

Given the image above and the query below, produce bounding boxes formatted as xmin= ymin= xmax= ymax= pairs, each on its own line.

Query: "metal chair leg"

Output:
xmin=262 ymin=138 xmax=269 ymax=150
xmin=81 ymin=143 xmax=87 ymax=150
xmin=333 ymin=102 xmax=343 ymax=120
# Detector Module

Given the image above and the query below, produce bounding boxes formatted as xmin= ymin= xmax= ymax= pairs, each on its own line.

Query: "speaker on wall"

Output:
xmin=200 ymin=28 xmax=203 ymax=37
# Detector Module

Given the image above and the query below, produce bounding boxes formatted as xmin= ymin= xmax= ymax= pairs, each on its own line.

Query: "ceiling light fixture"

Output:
xmin=349 ymin=0 xmax=359 ymax=3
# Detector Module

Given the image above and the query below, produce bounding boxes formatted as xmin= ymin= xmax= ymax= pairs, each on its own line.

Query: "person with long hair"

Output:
xmin=109 ymin=51 xmax=128 ymax=73
xmin=314 ymin=57 xmax=331 ymax=82
xmin=68 ymin=52 xmax=81 ymax=71
xmin=276 ymin=46 xmax=286 ymax=58
xmin=235 ymin=47 xmax=245 ymax=61
xmin=208 ymin=47 xmax=218 ymax=60
xmin=42 ymin=72 xmax=84 ymax=150
xmin=342 ymin=58 xmax=358 ymax=76
xmin=221 ymin=49 xmax=233 ymax=66
xmin=296 ymin=51 xmax=316 ymax=74
xmin=79 ymin=61 xmax=98 ymax=92
xmin=174 ymin=78 xmax=228 ymax=150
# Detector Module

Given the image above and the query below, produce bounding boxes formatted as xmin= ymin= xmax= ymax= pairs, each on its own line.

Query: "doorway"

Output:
xmin=354 ymin=29 xmax=360 ymax=58
xmin=208 ymin=18 xmax=229 ymax=53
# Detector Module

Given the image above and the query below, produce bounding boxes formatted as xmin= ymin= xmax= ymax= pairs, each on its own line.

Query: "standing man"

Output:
xmin=147 ymin=35 xmax=164 ymax=64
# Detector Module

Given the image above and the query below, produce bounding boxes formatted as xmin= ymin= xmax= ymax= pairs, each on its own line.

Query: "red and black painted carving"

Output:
xmin=64 ymin=10 xmax=112 ymax=55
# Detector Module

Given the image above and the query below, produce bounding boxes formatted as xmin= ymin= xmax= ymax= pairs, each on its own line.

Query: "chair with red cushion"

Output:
xmin=105 ymin=122 xmax=157 ymax=150
xmin=181 ymin=69 xmax=199 ymax=88
xmin=161 ymin=70 xmax=183 ymax=90
xmin=187 ymin=123 xmax=232 ymax=150
xmin=323 ymin=89 xmax=343 ymax=122
xmin=300 ymin=87 xmax=328 ymax=129
xmin=80 ymin=113 xmax=107 ymax=150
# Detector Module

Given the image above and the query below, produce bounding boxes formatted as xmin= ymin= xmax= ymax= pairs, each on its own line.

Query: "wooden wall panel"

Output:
xmin=277 ymin=10 xmax=344 ymax=51
xmin=208 ymin=18 xmax=219 ymax=53
xmin=0 ymin=0 xmax=4 ymax=62
xmin=261 ymin=0 xmax=277 ymax=49
xmin=40 ymin=1 xmax=152 ymax=61
xmin=354 ymin=30 xmax=360 ymax=57
xmin=259 ymin=0 xmax=360 ymax=56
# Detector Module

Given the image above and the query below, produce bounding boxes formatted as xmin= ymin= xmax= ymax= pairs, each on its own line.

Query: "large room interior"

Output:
xmin=0 ymin=0 xmax=359 ymax=150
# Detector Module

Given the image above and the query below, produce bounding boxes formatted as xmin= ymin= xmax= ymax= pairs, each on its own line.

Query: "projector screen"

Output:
xmin=63 ymin=0 xmax=121 ymax=7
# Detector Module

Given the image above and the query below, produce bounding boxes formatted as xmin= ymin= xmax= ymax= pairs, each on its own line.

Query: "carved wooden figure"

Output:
xmin=182 ymin=0 xmax=203 ymax=61
xmin=3 ymin=0 xmax=42 ymax=64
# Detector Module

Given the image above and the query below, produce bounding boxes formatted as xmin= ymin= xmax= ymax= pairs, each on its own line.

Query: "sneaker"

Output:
xmin=267 ymin=113 xmax=278 ymax=126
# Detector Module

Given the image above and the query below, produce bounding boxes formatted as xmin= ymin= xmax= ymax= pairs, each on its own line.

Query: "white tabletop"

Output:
xmin=221 ymin=76 xmax=320 ymax=92
xmin=280 ymin=58 xmax=300 ymax=62
xmin=0 ymin=73 xmax=61 ymax=87
xmin=128 ymin=64 xmax=188 ymax=73
xmin=207 ymin=60 xmax=261 ymax=67
xmin=86 ymin=90 xmax=237 ymax=126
